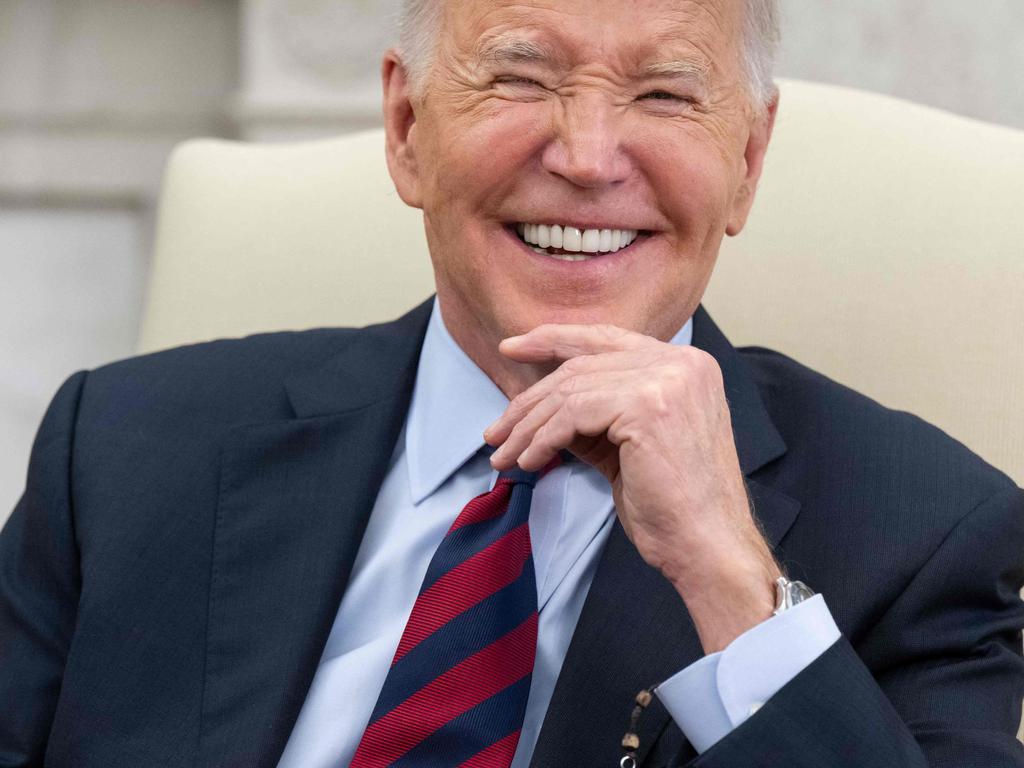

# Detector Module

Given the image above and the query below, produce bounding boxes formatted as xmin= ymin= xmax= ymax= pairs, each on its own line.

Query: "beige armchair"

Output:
xmin=140 ymin=79 xmax=1024 ymax=486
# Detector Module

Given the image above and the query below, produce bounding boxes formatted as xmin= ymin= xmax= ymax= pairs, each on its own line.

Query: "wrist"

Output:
xmin=668 ymin=547 xmax=783 ymax=654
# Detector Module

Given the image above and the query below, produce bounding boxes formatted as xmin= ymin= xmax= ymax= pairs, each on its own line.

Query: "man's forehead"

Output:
xmin=476 ymin=32 xmax=712 ymax=84
xmin=450 ymin=0 xmax=739 ymax=72
xmin=448 ymin=0 xmax=735 ymax=19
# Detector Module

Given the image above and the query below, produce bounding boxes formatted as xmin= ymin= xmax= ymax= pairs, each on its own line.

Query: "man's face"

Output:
xmin=385 ymin=0 xmax=774 ymax=347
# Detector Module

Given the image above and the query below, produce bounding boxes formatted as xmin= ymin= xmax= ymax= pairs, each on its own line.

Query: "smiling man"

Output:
xmin=2 ymin=1 xmax=1023 ymax=767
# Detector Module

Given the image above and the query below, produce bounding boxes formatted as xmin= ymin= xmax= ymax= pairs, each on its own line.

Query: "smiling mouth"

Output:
xmin=512 ymin=222 xmax=645 ymax=262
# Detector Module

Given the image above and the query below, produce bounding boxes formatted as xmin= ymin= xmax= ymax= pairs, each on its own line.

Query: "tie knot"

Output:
xmin=497 ymin=466 xmax=541 ymax=488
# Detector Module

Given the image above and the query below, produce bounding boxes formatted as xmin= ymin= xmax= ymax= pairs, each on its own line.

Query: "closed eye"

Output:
xmin=494 ymin=76 xmax=544 ymax=88
xmin=639 ymin=90 xmax=692 ymax=103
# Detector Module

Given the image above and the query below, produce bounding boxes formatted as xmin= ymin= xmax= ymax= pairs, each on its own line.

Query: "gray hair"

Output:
xmin=398 ymin=0 xmax=780 ymax=108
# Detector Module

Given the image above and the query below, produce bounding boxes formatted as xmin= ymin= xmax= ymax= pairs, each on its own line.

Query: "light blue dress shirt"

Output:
xmin=276 ymin=301 xmax=840 ymax=767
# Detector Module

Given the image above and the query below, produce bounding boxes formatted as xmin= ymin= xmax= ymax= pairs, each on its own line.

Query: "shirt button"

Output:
xmin=749 ymin=702 xmax=764 ymax=717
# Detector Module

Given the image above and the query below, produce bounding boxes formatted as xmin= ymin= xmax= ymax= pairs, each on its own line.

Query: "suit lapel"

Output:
xmin=196 ymin=300 xmax=433 ymax=768
xmin=531 ymin=306 xmax=801 ymax=767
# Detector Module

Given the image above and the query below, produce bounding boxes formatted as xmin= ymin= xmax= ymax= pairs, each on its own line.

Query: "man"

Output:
xmin=2 ymin=0 xmax=1022 ymax=766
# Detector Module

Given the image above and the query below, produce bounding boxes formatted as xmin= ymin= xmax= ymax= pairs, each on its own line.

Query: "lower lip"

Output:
xmin=503 ymin=225 xmax=649 ymax=272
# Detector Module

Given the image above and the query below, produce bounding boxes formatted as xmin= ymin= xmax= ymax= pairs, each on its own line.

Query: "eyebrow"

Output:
xmin=642 ymin=59 xmax=711 ymax=85
xmin=476 ymin=35 xmax=562 ymax=67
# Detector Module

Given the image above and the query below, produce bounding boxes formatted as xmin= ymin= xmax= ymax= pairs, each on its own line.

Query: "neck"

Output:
xmin=433 ymin=297 xmax=557 ymax=400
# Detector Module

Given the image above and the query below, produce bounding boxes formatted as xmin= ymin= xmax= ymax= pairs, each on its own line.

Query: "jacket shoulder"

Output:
xmin=737 ymin=346 xmax=1022 ymax=639
xmin=738 ymin=345 xmax=1018 ymax=510
xmin=80 ymin=327 xmax=358 ymax=427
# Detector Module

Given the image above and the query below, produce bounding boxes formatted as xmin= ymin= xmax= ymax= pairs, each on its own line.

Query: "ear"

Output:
xmin=725 ymin=89 xmax=779 ymax=237
xmin=382 ymin=48 xmax=424 ymax=209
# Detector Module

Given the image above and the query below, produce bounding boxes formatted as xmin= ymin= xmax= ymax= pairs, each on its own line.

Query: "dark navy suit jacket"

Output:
xmin=2 ymin=299 xmax=1023 ymax=767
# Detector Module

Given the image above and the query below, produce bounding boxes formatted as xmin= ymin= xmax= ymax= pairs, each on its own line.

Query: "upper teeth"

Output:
xmin=517 ymin=223 xmax=639 ymax=254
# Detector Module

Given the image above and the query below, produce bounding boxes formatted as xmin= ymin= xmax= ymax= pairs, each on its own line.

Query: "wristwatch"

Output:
xmin=773 ymin=576 xmax=815 ymax=616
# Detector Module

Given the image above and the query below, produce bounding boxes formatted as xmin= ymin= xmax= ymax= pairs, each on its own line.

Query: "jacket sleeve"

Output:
xmin=0 ymin=372 xmax=88 ymax=767
xmin=674 ymin=484 xmax=1024 ymax=768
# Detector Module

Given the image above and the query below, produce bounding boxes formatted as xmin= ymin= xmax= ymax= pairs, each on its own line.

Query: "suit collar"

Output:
xmin=197 ymin=299 xmax=433 ymax=768
xmin=283 ymin=298 xmax=434 ymax=419
xmin=531 ymin=305 xmax=799 ymax=767
xmin=691 ymin=305 xmax=787 ymax=476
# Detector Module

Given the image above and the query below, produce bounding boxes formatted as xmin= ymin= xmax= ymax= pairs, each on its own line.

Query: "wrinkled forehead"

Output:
xmin=441 ymin=0 xmax=745 ymax=74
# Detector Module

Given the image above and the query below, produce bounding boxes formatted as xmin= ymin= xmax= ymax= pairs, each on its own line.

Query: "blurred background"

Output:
xmin=2 ymin=0 xmax=1023 ymax=516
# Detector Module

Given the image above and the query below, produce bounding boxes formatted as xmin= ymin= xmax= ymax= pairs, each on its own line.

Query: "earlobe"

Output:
xmin=382 ymin=49 xmax=424 ymax=209
xmin=725 ymin=91 xmax=779 ymax=237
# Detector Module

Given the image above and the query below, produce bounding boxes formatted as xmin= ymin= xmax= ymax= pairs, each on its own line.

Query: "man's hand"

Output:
xmin=483 ymin=324 xmax=782 ymax=653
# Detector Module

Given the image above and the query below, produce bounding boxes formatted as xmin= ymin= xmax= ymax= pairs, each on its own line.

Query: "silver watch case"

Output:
xmin=773 ymin=576 xmax=815 ymax=616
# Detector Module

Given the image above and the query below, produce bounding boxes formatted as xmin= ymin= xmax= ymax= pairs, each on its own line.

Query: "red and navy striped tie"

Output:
xmin=350 ymin=457 xmax=559 ymax=767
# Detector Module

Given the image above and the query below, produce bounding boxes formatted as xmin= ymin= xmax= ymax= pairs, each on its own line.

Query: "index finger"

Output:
xmin=499 ymin=323 xmax=653 ymax=363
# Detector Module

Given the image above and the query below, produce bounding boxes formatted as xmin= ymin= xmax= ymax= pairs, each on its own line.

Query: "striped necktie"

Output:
xmin=349 ymin=456 xmax=560 ymax=767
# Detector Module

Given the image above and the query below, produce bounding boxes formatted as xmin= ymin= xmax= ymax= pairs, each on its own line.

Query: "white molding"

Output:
xmin=234 ymin=0 xmax=394 ymax=140
xmin=0 ymin=131 xmax=205 ymax=206
xmin=226 ymin=86 xmax=383 ymax=140
xmin=262 ymin=0 xmax=399 ymax=90
xmin=0 ymin=108 xmax=230 ymax=137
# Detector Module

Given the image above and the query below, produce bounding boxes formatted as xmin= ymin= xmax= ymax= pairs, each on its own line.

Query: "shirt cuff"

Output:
xmin=654 ymin=594 xmax=841 ymax=754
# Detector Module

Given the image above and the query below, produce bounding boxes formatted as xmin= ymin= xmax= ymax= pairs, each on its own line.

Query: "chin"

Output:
xmin=504 ymin=300 xmax=639 ymax=334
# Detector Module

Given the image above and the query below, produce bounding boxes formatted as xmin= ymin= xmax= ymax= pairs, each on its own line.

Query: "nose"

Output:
xmin=541 ymin=93 xmax=632 ymax=189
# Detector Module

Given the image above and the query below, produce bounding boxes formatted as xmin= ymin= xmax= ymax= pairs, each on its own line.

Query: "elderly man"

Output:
xmin=2 ymin=0 xmax=1023 ymax=766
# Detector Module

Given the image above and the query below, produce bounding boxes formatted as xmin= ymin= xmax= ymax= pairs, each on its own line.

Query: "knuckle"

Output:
xmin=697 ymin=354 xmax=724 ymax=387
xmin=538 ymin=415 xmax=558 ymax=438
xmin=561 ymin=356 xmax=583 ymax=374
xmin=532 ymin=421 xmax=557 ymax=450
xmin=639 ymin=381 xmax=670 ymax=414
xmin=505 ymin=419 xmax=527 ymax=443
xmin=509 ymin=389 xmax=533 ymax=411
xmin=688 ymin=346 xmax=717 ymax=370
xmin=679 ymin=347 xmax=722 ymax=383
xmin=564 ymin=391 xmax=588 ymax=414
xmin=600 ymin=324 xmax=628 ymax=341
xmin=669 ymin=345 xmax=692 ymax=366
xmin=557 ymin=377 xmax=579 ymax=398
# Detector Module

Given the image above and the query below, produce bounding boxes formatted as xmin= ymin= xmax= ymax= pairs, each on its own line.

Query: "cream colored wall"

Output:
xmin=2 ymin=0 xmax=1023 ymax=517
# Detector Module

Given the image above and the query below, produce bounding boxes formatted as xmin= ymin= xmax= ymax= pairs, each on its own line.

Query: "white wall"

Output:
xmin=0 ymin=0 xmax=238 ymax=517
xmin=777 ymin=0 xmax=1024 ymax=130
xmin=2 ymin=0 xmax=1023 ymax=520
xmin=0 ymin=209 xmax=146 ymax=507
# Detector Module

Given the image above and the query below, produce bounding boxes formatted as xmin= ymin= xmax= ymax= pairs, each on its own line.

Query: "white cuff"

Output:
xmin=655 ymin=594 xmax=841 ymax=754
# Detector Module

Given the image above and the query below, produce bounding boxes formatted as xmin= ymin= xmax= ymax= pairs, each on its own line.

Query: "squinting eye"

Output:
xmin=494 ymin=76 xmax=543 ymax=88
xmin=640 ymin=90 xmax=688 ymax=102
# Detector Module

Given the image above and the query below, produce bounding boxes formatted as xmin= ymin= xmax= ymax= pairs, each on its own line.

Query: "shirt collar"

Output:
xmin=405 ymin=299 xmax=694 ymax=505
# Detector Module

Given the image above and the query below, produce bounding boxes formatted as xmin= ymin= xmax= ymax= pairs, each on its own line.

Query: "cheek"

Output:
xmin=426 ymin=103 xmax=547 ymax=209
xmin=637 ymin=129 xmax=740 ymax=239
